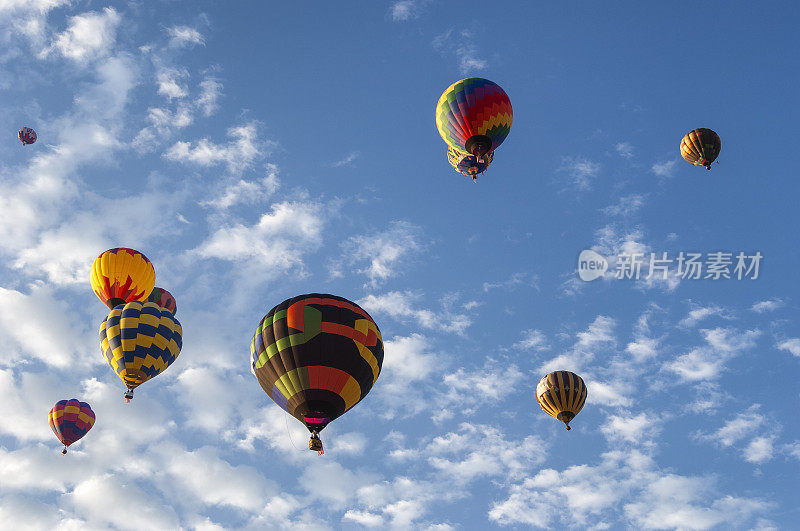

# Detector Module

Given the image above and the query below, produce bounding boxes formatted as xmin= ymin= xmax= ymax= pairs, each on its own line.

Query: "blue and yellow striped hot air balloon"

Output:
xmin=250 ymin=294 xmax=383 ymax=454
xmin=435 ymin=78 xmax=512 ymax=162
xmin=100 ymin=301 xmax=182 ymax=402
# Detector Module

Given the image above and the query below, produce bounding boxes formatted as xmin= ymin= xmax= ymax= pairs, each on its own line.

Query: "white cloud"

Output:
xmin=602 ymin=194 xmax=645 ymax=217
xmin=651 ymin=159 xmax=677 ymax=178
xmin=601 ymin=412 xmax=661 ymax=445
xmin=167 ymin=25 xmax=204 ymax=47
xmin=65 ymin=475 xmax=180 ymax=529
xmin=750 ymin=298 xmax=783 ymax=313
xmin=490 ymin=449 xmax=772 ymax=529
xmin=559 ymin=157 xmax=600 ymax=191
xmin=359 ymin=291 xmax=472 ymax=334
xmin=705 ymin=405 xmax=764 ymax=447
xmin=199 ymin=165 xmax=280 ymax=210
xmin=157 ymin=67 xmax=189 ymax=99
xmin=160 ymin=444 xmax=277 ymax=511
xmin=433 ymin=29 xmax=488 ymax=74
xmin=0 ymin=287 xmax=95 ymax=369
xmin=776 ymin=338 xmax=800 ymax=357
xmin=197 ymin=77 xmax=222 ymax=116
xmin=514 ymin=329 xmax=549 ymax=351
xmin=390 ymin=1 xmax=421 ymax=21
xmin=343 ymin=509 xmax=383 ymax=527
xmin=165 ymin=123 xmax=264 ymax=173
xmin=743 ymin=436 xmax=774 ymax=464
xmin=540 ymin=315 xmax=616 ymax=374
xmin=665 ymin=327 xmax=761 ymax=383
xmin=43 ymin=7 xmax=121 ymax=62
xmin=336 ymin=221 xmax=422 ymax=287
xmin=678 ymin=303 xmax=729 ymax=328
xmin=426 ymin=423 xmax=545 ymax=484
xmin=331 ymin=150 xmax=360 ymax=167
xmin=194 ymin=199 xmax=325 ymax=275
xmin=615 ymin=142 xmax=634 ymax=159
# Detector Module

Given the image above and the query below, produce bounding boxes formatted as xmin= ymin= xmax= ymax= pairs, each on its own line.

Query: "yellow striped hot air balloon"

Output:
xmin=680 ymin=128 xmax=721 ymax=170
xmin=536 ymin=371 xmax=587 ymax=430
xmin=90 ymin=248 xmax=155 ymax=309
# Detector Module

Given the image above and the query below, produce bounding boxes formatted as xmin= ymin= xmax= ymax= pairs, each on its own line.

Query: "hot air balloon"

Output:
xmin=680 ymin=128 xmax=721 ymax=170
xmin=147 ymin=286 xmax=177 ymax=315
xmin=435 ymin=78 xmax=512 ymax=163
xmin=250 ymin=294 xmax=384 ymax=454
xmin=447 ymin=146 xmax=494 ymax=180
xmin=536 ymin=371 xmax=587 ymax=430
xmin=18 ymin=127 xmax=37 ymax=146
xmin=49 ymin=399 xmax=95 ymax=455
xmin=90 ymin=248 xmax=156 ymax=309
xmin=99 ymin=301 xmax=182 ymax=402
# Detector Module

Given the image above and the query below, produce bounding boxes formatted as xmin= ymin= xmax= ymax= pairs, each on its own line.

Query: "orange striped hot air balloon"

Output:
xmin=680 ymin=128 xmax=721 ymax=170
xmin=90 ymin=248 xmax=155 ymax=309
xmin=536 ymin=371 xmax=587 ymax=430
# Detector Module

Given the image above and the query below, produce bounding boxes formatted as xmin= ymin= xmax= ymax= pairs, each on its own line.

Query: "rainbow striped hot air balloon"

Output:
xmin=435 ymin=78 xmax=512 ymax=162
xmin=49 ymin=399 xmax=95 ymax=455
xmin=90 ymin=248 xmax=156 ymax=309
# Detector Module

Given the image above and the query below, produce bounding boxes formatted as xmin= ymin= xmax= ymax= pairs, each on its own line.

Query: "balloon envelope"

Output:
xmin=49 ymin=399 xmax=95 ymax=453
xmin=18 ymin=127 xmax=37 ymax=145
xmin=680 ymin=128 xmax=721 ymax=169
xmin=435 ymin=78 xmax=512 ymax=159
xmin=250 ymin=294 xmax=384 ymax=433
xmin=99 ymin=301 xmax=182 ymax=399
xmin=536 ymin=371 xmax=587 ymax=430
xmin=90 ymin=248 xmax=155 ymax=309
xmin=147 ymin=286 xmax=177 ymax=315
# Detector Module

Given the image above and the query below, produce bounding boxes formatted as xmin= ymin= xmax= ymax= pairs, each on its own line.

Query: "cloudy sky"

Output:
xmin=0 ymin=1 xmax=798 ymax=529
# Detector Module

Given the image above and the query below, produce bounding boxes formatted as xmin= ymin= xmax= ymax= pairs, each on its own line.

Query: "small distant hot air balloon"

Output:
xmin=680 ymin=128 xmax=721 ymax=170
xmin=251 ymin=294 xmax=384 ymax=454
xmin=147 ymin=286 xmax=177 ymax=315
xmin=435 ymin=78 xmax=512 ymax=163
xmin=18 ymin=127 xmax=37 ymax=146
xmin=90 ymin=248 xmax=156 ymax=309
xmin=447 ymin=146 xmax=494 ymax=180
xmin=100 ymin=301 xmax=182 ymax=402
xmin=49 ymin=399 xmax=95 ymax=455
xmin=536 ymin=371 xmax=587 ymax=430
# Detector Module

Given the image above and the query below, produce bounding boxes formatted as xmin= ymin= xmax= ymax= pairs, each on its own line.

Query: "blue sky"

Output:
xmin=0 ymin=1 xmax=798 ymax=529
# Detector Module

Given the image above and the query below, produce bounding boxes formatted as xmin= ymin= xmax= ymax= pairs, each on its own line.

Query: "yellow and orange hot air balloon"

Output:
xmin=680 ymin=128 xmax=721 ymax=170
xmin=90 ymin=248 xmax=155 ymax=309
xmin=536 ymin=371 xmax=587 ymax=430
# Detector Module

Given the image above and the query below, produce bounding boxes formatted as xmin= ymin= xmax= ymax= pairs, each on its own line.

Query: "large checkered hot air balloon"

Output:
xmin=49 ymin=399 xmax=95 ymax=455
xmin=680 ymin=128 xmax=721 ymax=170
xmin=250 ymin=294 xmax=384 ymax=454
xmin=100 ymin=301 xmax=182 ymax=402
xmin=90 ymin=248 xmax=156 ymax=309
xmin=435 ymin=78 xmax=512 ymax=165
xmin=536 ymin=371 xmax=587 ymax=430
